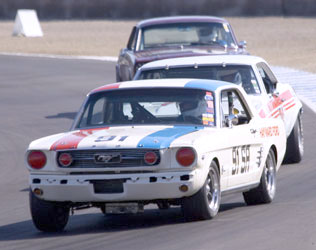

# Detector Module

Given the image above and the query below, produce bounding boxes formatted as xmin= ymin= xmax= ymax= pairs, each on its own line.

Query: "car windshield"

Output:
xmin=75 ymin=88 xmax=215 ymax=128
xmin=136 ymin=65 xmax=261 ymax=94
xmin=139 ymin=23 xmax=236 ymax=50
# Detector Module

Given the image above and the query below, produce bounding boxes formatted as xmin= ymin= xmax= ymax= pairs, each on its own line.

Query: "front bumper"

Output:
xmin=29 ymin=169 xmax=205 ymax=202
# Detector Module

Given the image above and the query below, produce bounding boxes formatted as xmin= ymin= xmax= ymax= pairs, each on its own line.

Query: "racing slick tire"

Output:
xmin=30 ymin=191 xmax=70 ymax=232
xmin=243 ymin=148 xmax=276 ymax=205
xmin=181 ymin=161 xmax=221 ymax=221
xmin=283 ymin=113 xmax=304 ymax=164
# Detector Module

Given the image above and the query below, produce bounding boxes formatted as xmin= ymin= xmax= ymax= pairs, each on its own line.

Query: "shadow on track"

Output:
xmin=46 ymin=112 xmax=77 ymax=120
xmin=0 ymin=202 xmax=245 ymax=241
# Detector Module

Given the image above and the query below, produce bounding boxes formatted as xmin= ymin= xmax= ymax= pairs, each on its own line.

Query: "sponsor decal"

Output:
xmin=206 ymin=107 xmax=214 ymax=113
xmin=260 ymin=126 xmax=279 ymax=138
xmin=202 ymin=114 xmax=214 ymax=126
xmin=268 ymin=90 xmax=293 ymax=112
xmin=205 ymin=92 xmax=213 ymax=101
xmin=268 ymin=91 xmax=297 ymax=119
xmin=207 ymin=101 xmax=214 ymax=109
xmin=223 ymin=23 xmax=230 ymax=33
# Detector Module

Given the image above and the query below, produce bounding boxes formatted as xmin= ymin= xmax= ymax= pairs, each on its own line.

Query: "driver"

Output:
xmin=198 ymin=27 xmax=218 ymax=44
xmin=179 ymin=100 xmax=207 ymax=123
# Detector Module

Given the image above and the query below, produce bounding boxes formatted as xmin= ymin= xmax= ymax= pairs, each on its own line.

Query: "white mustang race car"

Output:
xmin=26 ymin=79 xmax=286 ymax=232
xmin=134 ymin=55 xmax=303 ymax=163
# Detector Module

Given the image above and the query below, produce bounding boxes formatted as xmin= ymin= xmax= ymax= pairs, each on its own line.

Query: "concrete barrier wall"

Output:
xmin=0 ymin=0 xmax=315 ymax=19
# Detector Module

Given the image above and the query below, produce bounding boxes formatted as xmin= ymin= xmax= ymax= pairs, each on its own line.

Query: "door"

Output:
xmin=220 ymin=89 xmax=263 ymax=188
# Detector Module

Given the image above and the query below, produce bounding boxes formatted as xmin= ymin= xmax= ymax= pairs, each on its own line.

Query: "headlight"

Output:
xmin=144 ymin=151 xmax=158 ymax=165
xmin=27 ymin=150 xmax=46 ymax=169
xmin=176 ymin=147 xmax=195 ymax=167
xmin=58 ymin=153 xmax=73 ymax=167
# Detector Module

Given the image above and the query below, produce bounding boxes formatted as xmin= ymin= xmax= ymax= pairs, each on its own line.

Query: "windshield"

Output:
xmin=136 ymin=65 xmax=261 ymax=95
xmin=75 ymin=88 xmax=215 ymax=128
xmin=139 ymin=23 xmax=236 ymax=50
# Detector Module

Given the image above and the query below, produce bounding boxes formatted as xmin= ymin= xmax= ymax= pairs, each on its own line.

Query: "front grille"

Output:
xmin=57 ymin=149 xmax=160 ymax=168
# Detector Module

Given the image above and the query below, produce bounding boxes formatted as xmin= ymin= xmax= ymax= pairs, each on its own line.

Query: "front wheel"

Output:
xmin=283 ymin=113 xmax=304 ymax=164
xmin=243 ymin=148 xmax=276 ymax=205
xmin=181 ymin=161 xmax=221 ymax=221
xmin=30 ymin=191 xmax=70 ymax=232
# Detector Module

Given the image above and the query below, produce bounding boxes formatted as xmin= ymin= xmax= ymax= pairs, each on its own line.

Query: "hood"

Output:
xmin=28 ymin=126 xmax=204 ymax=151
xmin=134 ymin=46 xmax=238 ymax=63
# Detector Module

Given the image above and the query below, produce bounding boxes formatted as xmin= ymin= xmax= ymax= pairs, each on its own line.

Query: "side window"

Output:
xmin=221 ymin=90 xmax=251 ymax=127
xmin=127 ymin=27 xmax=137 ymax=50
xmin=80 ymin=98 xmax=105 ymax=127
xmin=257 ymin=62 xmax=277 ymax=94
xmin=90 ymin=98 xmax=105 ymax=124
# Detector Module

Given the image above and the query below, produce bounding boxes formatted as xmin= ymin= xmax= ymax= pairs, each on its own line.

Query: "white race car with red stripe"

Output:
xmin=135 ymin=55 xmax=303 ymax=163
xmin=26 ymin=79 xmax=286 ymax=232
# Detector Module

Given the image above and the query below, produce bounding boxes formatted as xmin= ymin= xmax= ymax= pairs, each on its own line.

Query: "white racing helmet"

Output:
xmin=180 ymin=100 xmax=207 ymax=119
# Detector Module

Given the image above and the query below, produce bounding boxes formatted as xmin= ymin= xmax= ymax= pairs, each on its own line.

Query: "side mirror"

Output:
xmin=272 ymin=80 xmax=278 ymax=91
xmin=120 ymin=48 xmax=127 ymax=55
xmin=226 ymin=114 xmax=239 ymax=128
xmin=219 ymin=40 xmax=228 ymax=50
xmin=238 ymin=40 xmax=247 ymax=49
xmin=272 ymin=89 xmax=280 ymax=98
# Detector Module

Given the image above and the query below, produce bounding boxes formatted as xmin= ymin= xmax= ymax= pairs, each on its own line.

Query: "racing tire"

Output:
xmin=283 ymin=113 xmax=304 ymax=164
xmin=181 ymin=161 xmax=221 ymax=221
xmin=30 ymin=191 xmax=70 ymax=232
xmin=243 ymin=149 xmax=276 ymax=205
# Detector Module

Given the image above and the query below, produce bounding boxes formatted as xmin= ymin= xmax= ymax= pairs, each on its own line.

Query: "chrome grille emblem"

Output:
xmin=94 ymin=153 xmax=121 ymax=164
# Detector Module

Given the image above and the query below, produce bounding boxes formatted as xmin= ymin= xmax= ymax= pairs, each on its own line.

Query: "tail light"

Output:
xmin=58 ymin=153 xmax=73 ymax=167
xmin=144 ymin=151 xmax=158 ymax=165
xmin=27 ymin=151 xmax=46 ymax=169
xmin=176 ymin=147 xmax=195 ymax=167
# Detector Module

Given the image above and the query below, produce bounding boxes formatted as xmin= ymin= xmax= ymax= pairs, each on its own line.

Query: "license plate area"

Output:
xmin=91 ymin=180 xmax=124 ymax=194
xmin=105 ymin=203 xmax=144 ymax=214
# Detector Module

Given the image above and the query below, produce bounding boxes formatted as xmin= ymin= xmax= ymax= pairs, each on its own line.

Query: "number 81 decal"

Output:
xmin=232 ymin=145 xmax=250 ymax=175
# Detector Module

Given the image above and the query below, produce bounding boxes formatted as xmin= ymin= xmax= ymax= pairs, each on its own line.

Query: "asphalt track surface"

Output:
xmin=0 ymin=55 xmax=315 ymax=250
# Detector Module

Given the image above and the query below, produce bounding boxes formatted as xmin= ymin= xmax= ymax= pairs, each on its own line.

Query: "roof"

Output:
xmin=139 ymin=55 xmax=266 ymax=70
xmin=137 ymin=16 xmax=228 ymax=28
xmin=90 ymin=78 xmax=233 ymax=94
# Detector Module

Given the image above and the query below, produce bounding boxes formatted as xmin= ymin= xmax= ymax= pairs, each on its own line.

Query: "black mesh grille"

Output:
xmin=57 ymin=149 xmax=160 ymax=168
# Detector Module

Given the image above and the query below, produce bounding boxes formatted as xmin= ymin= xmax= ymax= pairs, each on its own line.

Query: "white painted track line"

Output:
xmin=272 ymin=66 xmax=316 ymax=113
xmin=0 ymin=52 xmax=118 ymax=62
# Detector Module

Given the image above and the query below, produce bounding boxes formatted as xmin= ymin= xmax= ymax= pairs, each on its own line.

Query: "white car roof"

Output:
xmin=91 ymin=78 xmax=236 ymax=94
xmin=139 ymin=55 xmax=267 ymax=70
